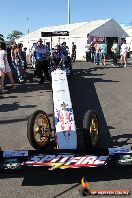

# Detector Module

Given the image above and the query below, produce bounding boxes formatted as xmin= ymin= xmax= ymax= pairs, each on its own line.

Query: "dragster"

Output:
xmin=27 ymin=31 xmax=99 ymax=151
xmin=0 ymin=32 xmax=132 ymax=171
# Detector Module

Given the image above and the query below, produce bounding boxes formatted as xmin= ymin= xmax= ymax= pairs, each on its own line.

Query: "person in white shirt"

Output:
xmin=0 ymin=42 xmax=15 ymax=93
xmin=85 ymin=44 xmax=91 ymax=62
xmin=120 ymin=40 xmax=130 ymax=67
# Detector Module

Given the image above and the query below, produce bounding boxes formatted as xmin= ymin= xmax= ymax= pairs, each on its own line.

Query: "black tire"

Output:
xmin=83 ymin=110 xmax=99 ymax=148
xmin=27 ymin=110 xmax=51 ymax=149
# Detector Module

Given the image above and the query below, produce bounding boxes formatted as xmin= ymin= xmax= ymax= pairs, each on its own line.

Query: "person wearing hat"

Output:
xmin=33 ymin=38 xmax=50 ymax=84
xmin=38 ymin=38 xmax=42 ymax=42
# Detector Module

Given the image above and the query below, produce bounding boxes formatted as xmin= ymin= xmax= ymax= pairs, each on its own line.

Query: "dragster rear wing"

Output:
xmin=0 ymin=146 xmax=132 ymax=172
xmin=41 ymin=31 xmax=69 ymax=56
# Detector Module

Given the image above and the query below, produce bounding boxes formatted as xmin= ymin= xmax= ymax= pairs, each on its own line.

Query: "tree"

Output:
xmin=7 ymin=30 xmax=23 ymax=42
xmin=0 ymin=34 xmax=4 ymax=41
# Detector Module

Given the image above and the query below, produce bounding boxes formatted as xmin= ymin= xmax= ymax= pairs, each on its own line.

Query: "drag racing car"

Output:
xmin=0 ymin=31 xmax=132 ymax=172
xmin=27 ymin=31 xmax=99 ymax=151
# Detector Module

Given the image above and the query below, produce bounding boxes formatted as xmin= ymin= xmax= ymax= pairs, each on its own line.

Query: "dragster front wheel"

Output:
xmin=83 ymin=110 xmax=99 ymax=148
xmin=27 ymin=110 xmax=51 ymax=150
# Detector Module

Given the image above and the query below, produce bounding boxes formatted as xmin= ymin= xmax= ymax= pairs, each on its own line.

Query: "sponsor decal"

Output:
xmin=117 ymin=154 xmax=132 ymax=165
xmin=23 ymin=154 xmax=110 ymax=170
xmin=108 ymin=146 xmax=132 ymax=155
xmin=3 ymin=150 xmax=28 ymax=158
xmin=79 ymin=177 xmax=91 ymax=196
xmin=79 ymin=177 xmax=131 ymax=196
xmin=0 ymin=159 xmax=20 ymax=170
xmin=55 ymin=102 xmax=74 ymax=140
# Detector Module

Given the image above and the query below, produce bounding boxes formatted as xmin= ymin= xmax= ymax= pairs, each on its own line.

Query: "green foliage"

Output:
xmin=7 ymin=30 xmax=23 ymax=41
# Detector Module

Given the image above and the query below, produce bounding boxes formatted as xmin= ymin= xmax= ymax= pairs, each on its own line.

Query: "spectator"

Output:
xmin=30 ymin=43 xmax=36 ymax=68
xmin=33 ymin=38 xmax=50 ymax=84
xmin=22 ymin=47 xmax=27 ymax=69
xmin=120 ymin=39 xmax=130 ymax=67
xmin=61 ymin=42 xmax=69 ymax=58
xmin=90 ymin=42 xmax=96 ymax=63
xmin=71 ymin=42 xmax=76 ymax=62
xmin=85 ymin=43 xmax=91 ymax=62
xmin=11 ymin=43 xmax=24 ymax=82
xmin=60 ymin=42 xmax=70 ymax=68
xmin=100 ymin=42 xmax=107 ymax=65
xmin=0 ymin=42 xmax=15 ymax=93
xmin=111 ymin=40 xmax=119 ymax=66
xmin=52 ymin=45 xmax=62 ymax=66
xmin=6 ymin=44 xmax=12 ymax=68
xmin=94 ymin=40 xmax=101 ymax=65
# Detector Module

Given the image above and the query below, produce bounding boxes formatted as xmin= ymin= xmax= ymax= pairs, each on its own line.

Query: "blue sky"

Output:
xmin=0 ymin=0 xmax=132 ymax=39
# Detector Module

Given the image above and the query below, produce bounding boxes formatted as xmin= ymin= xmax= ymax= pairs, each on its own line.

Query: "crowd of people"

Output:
xmin=0 ymin=42 xmax=15 ymax=93
xmin=85 ymin=39 xmax=130 ymax=67
xmin=0 ymin=41 xmax=28 ymax=93
xmin=0 ymin=37 xmax=130 ymax=94
xmin=30 ymin=38 xmax=74 ymax=83
xmin=0 ymin=38 xmax=76 ymax=94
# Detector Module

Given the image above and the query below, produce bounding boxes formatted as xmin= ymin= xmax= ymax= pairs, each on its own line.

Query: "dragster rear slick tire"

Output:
xmin=77 ymin=110 xmax=100 ymax=150
xmin=83 ymin=110 xmax=100 ymax=148
xmin=27 ymin=110 xmax=52 ymax=150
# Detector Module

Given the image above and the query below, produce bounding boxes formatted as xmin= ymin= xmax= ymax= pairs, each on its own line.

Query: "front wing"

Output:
xmin=0 ymin=146 xmax=132 ymax=171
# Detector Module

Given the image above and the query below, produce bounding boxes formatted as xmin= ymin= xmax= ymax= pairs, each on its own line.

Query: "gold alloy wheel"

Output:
xmin=33 ymin=113 xmax=51 ymax=147
xmin=89 ymin=113 xmax=99 ymax=146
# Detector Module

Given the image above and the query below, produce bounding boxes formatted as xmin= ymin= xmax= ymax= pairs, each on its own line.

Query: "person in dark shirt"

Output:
xmin=90 ymin=43 xmax=96 ymax=63
xmin=33 ymin=38 xmax=50 ymax=84
xmin=6 ymin=44 xmax=12 ymax=68
xmin=22 ymin=47 xmax=27 ymax=69
xmin=71 ymin=42 xmax=76 ymax=62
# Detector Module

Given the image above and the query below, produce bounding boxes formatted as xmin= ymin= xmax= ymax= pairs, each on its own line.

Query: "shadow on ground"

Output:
xmin=112 ymin=134 xmax=132 ymax=147
xmin=0 ymin=168 xmax=131 ymax=189
xmin=68 ymin=68 xmax=119 ymax=147
xmin=0 ymin=65 xmax=131 ymax=195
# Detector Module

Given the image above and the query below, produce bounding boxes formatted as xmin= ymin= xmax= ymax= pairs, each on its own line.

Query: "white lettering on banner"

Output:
xmin=93 ymin=156 xmax=109 ymax=165
xmin=26 ymin=155 xmax=56 ymax=164
xmin=81 ymin=156 xmax=97 ymax=165
xmin=51 ymin=155 xmax=74 ymax=163
xmin=26 ymin=155 xmax=45 ymax=164
xmin=39 ymin=155 xmax=56 ymax=162
xmin=64 ymin=157 xmax=82 ymax=165
xmin=108 ymin=147 xmax=132 ymax=155
xmin=64 ymin=156 xmax=109 ymax=167
xmin=25 ymin=155 xmax=109 ymax=167
xmin=75 ymin=157 xmax=86 ymax=165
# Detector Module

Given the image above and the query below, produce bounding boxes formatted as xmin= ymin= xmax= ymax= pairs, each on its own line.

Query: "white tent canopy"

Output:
xmin=16 ymin=18 xmax=128 ymax=60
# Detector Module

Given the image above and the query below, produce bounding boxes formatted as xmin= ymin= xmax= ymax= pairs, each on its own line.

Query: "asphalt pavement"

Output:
xmin=0 ymin=60 xmax=132 ymax=198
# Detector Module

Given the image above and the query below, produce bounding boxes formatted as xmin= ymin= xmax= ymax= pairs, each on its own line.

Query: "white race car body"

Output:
xmin=51 ymin=69 xmax=77 ymax=149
